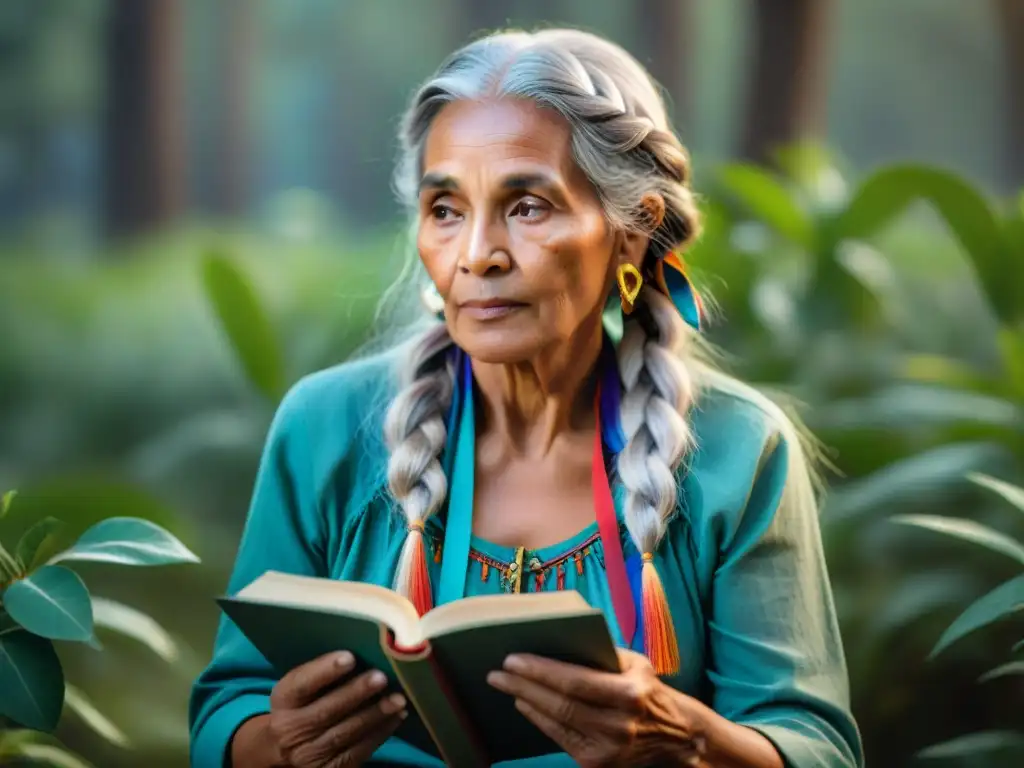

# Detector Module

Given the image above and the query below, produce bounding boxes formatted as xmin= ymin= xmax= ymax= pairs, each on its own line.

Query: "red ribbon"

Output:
xmin=592 ymin=393 xmax=636 ymax=644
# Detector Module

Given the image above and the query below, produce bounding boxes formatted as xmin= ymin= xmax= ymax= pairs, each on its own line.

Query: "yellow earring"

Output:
xmin=616 ymin=263 xmax=643 ymax=314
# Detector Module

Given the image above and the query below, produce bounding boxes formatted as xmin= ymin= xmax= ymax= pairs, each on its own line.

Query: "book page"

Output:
xmin=236 ymin=571 xmax=425 ymax=646
xmin=420 ymin=590 xmax=595 ymax=639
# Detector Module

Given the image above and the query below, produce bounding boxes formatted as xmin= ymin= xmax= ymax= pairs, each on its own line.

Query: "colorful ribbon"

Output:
xmin=437 ymin=343 xmax=637 ymax=647
xmin=655 ymin=252 xmax=703 ymax=332
xmin=427 ymin=252 xmax=702 ymax=668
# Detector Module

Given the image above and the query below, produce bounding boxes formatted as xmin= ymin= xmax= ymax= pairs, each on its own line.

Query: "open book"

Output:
xmin=219 ymin=571 xmax=620 ymax=767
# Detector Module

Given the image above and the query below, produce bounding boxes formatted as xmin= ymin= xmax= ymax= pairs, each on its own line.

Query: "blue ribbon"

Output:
xmin=437 ymin=352 xmax=476 ymax=607
xmin=433 ymin=262 xmax=701 ymax=623
xmin=661 ymin=263 xmax=702 ymax=332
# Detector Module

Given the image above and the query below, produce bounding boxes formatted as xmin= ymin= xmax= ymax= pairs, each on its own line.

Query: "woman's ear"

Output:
xmin=616 ymin=192 xmax=667 ymax=271
xmin=639 ymin=192 xmax=666 ymax=232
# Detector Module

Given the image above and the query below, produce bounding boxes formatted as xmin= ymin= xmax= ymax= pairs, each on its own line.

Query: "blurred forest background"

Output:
xmin=1 ymin=1 xmax=1023 ymax=767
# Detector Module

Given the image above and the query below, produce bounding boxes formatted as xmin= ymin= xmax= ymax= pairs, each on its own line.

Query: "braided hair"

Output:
xmin=385 ymin=29 xmax=704 ymax=672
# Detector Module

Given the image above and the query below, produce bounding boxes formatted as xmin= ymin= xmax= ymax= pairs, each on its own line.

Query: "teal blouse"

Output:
xmin=188 ymin=348 xmax=863 ymax=768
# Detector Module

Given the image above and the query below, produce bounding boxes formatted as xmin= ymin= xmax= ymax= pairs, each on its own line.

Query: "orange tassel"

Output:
xmin=405 ymin=528 xmax=433 ymax=616
xmin=641 ymin=554 xmax=679 ymax=676
xmin=481 ymin=562 xmax=490 ymax=582
xmin=556 ymin=562 xmax=565 ymax=590
xmin=433 ymin=540 xmax=443 ymax=563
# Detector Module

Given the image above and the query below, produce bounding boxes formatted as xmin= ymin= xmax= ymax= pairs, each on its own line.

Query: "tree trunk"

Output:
xmin=102 ymin=0 xmax=186 ymax=239
xmin=213 ymin=0 xmax=254 ymax=218
xmin=635 ymin=0 xmax=694 ymax=132
xmin=996 ymin=0 xmax=1024 ymax=190
xmin=739 ymin=0 xmax=831 ymax=166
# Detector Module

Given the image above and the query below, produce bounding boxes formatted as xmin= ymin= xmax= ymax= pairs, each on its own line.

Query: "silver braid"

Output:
xmin=616 ymin=286 xmax=697 ymax=555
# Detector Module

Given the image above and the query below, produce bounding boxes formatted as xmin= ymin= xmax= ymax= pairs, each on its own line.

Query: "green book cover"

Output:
xmin=219 ymin=571 xmax=620 ymax=767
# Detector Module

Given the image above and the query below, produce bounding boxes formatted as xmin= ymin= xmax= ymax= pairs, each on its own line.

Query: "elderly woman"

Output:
xmin=189 ymin=28 xmax=862 ymax=768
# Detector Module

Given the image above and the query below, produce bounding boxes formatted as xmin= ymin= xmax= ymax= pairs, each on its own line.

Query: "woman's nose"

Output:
xmin=461 ymin=216 xmax=511 ymax=275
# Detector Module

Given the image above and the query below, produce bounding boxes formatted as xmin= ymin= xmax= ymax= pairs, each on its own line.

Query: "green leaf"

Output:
xmin=997 ymin=327 xmax=1024 ymax=396
xmin=901 ymin=354 xmax=1001 ymax=395
xmin=0 ymin=728 xmax=70 ymax=758
xmin=3 ymin=478 xmax=189 ymax=547
xmin=837 ymin=165 xmax=1015 ymax=324
xmin=824 ymin=442 xmax=1007 ymax=523
xmin=8 ymin=743 xmax=95 ymax=768
xmin=64 ymin=684 xmax=129 ymax=748
xmin=0 ymin=545 xmax=19 ymax=581
xmin=930 ymin=574 xmax=1024 ymax=659
xmin=865 ymin=571 xmax=974 ymax=639
xmin=685 ymin=199 xmax=733 ymax=268
xmin=202 ymin=250 xmax=287 ymax=402
xmin=773 ymin=143 xmax=846 ymax=204
xmin=916 ymin=731 xmax=1024 ymax=759
xmin=1012 ymin=638 xmax=1024 ymax=654
xmin=0 ymin=728 xmax=45 ymax=756
xmin=3 ymin=566 xmax=94 ymax=642
xmin=126 ymin=408 xmax=266 ymax=484
xmin=978 ymin=660 xmax=1024 ymax=683
xmin=813 ymin=385 xmax=1021 ymax=432
xmin=968 ymin=473 xmax=1024 ymax=513
xmin=1 ymin=490 xmax=16 ymax=519
xmin=92 ymin=597 xmax=178 ymax=662
xmin=15 ymin=518 xmax=65 ymax=574
xmin=718 ymin=164 xmax=816 ymax=249
xmin=0 ymin=630 xmax=65 ymax=731
xmin=0 ymin=728 xmax=36 ymax=754
xmin=50 ymin=517 xmax=199 ymax=567
xmin=890 ymin=514 xmax=1024 ymax=565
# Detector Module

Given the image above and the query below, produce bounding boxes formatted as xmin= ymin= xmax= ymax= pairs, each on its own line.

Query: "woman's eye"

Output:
xmin=431 ymin=204 xmax=459 ymax=221
xmin=511 ymin=199 xmax=547 ymax=219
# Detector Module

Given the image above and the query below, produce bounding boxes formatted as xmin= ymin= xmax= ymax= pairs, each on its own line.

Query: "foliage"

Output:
xmin=0 ymin=728 xmax=96 ymax=768
xmin=0 ymin=491 xmax=199 ymax=765
xmin=687 ymin=145 xmax=1024 ymax=765
xmin=891 ymin=474 xmax=1024 ymax=762
xmin=201 ymin=251 xmax=288 ymax=404
xmin=0 ymin=227 xmax=390 ymax=766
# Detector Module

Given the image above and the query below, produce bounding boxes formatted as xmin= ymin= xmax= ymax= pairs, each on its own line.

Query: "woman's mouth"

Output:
xmin=459 ymin=299 xmax=527 ymax=320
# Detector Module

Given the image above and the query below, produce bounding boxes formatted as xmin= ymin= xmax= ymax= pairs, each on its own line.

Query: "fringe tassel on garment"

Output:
xmin=396 ymin=523 xmax=433 ymax=616
xmin=641 ymin=553 xmax=680 ymax=676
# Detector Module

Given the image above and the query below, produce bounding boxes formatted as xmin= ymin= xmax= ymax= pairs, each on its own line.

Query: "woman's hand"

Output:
xmin=252 ymin=651 xmax=407 ymax=767
xmin=487 ymin=648 xmax=707 ymax=767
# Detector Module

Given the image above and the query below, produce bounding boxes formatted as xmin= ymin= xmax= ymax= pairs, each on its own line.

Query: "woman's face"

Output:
xmin=417 ymin=97 xmax=620 ymax=364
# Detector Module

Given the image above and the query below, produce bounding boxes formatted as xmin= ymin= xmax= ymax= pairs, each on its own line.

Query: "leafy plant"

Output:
xmin=692 ymin=149 xmax=1024 ymax=766
xmin=706 ymin=147 xmax=896 ymax=391
xmin=0 ymin=490 xmax=199 ymax=765
xmin=709 ymin=149 xmax=1024 ymax=403
xmin=894 ymin=473 xmax=1024 ymax=662
xmin=0 ymin=728 xmax=96 ymax=768
xmin=891 ymin=472 xmax=1024 ymax=762
xmin=201 ymin=249 xmax=288 ymax=404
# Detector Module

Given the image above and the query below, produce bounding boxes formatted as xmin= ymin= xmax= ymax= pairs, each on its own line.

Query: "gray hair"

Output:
xmin=384 ymin=28 xmax=706 ymax=597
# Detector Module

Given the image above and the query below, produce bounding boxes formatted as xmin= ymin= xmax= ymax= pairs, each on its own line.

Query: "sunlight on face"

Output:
xmin=417 ymin=98 xmax=616 ymax=364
